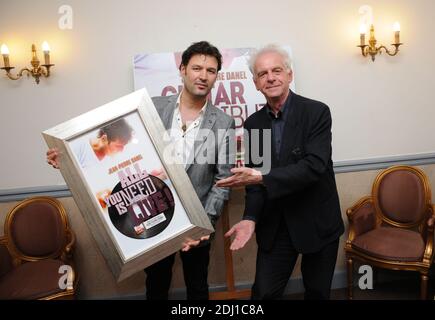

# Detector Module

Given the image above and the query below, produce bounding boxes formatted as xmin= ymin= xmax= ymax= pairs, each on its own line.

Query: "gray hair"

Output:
xmin=247 ymin=44 xmax=292 ymax=77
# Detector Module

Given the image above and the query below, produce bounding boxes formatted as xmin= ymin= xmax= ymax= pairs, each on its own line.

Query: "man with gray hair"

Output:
xmin=217 ymin=44 xmax=344 ymax=299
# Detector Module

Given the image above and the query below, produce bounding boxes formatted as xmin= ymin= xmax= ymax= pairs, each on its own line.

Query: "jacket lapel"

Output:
xmin=185 ymin=99 xmax=217 ymax=171
xmin=278 ymin=93 xmax=300 ymax=166
xmin=160 ymin=94 xmax=178 ymax=130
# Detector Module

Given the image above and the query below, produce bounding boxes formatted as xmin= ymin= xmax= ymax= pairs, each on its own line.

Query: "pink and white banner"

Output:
xmin=133 ymin=46 xmax=295 ymax=166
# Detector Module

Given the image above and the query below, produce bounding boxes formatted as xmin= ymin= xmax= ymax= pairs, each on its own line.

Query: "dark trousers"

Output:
xmin=252 ymin=223 xmax=339 ymax=300
xmin=144 ymin=243 xmax=211 ymax=300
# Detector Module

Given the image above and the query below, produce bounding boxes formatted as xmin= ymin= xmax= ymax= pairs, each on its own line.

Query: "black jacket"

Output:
xmin=243 ymin=92 xmax=344 ymax=253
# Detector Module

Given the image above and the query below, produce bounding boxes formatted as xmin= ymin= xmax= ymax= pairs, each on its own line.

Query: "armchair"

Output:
xmin=0 ymin=196 xmax=77 ymax=299
xmin=345 ymin=165 xmax=434 ymax=299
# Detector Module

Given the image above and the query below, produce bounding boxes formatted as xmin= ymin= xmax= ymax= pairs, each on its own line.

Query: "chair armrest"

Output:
xmin=346 ymin=196 xmax=376 ymax=242
xmin=427 ymin=204 xmax=435 ymax=229
xmin=0 ymin=236 xmax=13 ymax=278
xmin=422 ymin=204 xmax=435 ymax=263
xmin=62 ymin=229 xmax=76 ymax=262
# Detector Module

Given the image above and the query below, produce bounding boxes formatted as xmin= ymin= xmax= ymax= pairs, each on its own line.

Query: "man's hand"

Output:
xmin=96 ymin=189 xmax=112 ymax=209
xmin=46 ymin=148 xmax=60 ymax=169
xmin=181 ymin=235 xmax=210 ymax=252
xmin=225 ymin=220 xmax=255 ymax=251
xmin=150 ymin=167 xmax=168 ymax=181
xmin=215 ymin=167 xmax=263 ymax=188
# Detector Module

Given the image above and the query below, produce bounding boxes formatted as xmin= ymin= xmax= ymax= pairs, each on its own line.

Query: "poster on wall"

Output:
xmin=133 ymin=46 xmax=295 ymax=166
xmin=43 ymin=88 xmax=213 ymax=282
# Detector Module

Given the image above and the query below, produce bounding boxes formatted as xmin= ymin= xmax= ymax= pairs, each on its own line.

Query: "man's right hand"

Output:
xmin=46 ymin=148 xmax=60 ymax=169
xmin=225 ymin=219 xmax=255 ymax=251
xmin=150 ymin=167 xmax=168 ymax=181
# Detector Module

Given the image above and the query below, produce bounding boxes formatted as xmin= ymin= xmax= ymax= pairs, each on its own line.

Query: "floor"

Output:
xmin=285 ymin=270 xmax=435 ymax=300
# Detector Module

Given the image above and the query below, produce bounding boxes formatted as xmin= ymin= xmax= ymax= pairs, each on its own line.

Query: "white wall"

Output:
xmin=1 ymin=0 xmax=435 ymax=189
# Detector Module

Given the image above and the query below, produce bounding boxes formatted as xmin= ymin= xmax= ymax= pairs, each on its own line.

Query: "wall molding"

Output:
xmin=83 ymin=267 xmax=423 ymax=299
xmin=84 ymin=269 xmax=348 ymax=300
xmin=0 ymin=185 xmax=71 ymax=203
xmin=178 ymin=269 xmax=346 ymax=299
xmin=1 ymin=152 xmax=435 ymax=203
xmin=334 ymin=152 xmax=435 ymax=173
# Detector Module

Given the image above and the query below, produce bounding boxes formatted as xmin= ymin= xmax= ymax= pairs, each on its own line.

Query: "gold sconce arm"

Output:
xmin=358 ymin=24 xmax=403 ymax=62
xmin=1 ymin=65 xmax=54 ymax=84
xmin=0 ymin=43 xmax=54 ymax=84
xmin=358 ymin=43 xmax=403 ymax=62
xmin=378 ymin=44 xmax=403 ymax=56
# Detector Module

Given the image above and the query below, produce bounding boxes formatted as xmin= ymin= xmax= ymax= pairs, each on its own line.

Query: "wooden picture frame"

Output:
xmin=43 ymin=88 xmax=213 ymax=282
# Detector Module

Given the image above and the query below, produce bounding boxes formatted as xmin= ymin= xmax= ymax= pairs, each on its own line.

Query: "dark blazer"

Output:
xmin=243 ymin=92 xmax=344 ymax=253
xmin=152 ymin=94 xmax=235 ymax=227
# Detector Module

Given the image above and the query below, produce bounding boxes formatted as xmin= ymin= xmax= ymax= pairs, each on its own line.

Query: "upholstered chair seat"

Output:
xmin=0 ymin=259 xmax=67 ymax=299
xmin=352 ymin=227 xmax=425 ymax=261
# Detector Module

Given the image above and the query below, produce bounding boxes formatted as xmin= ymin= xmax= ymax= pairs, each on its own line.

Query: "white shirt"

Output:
xmin=170 ymin=94 xmax=207 ymax=167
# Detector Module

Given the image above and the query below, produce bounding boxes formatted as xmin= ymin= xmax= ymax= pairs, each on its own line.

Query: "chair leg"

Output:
xmin=347 ymin=256 xmax=353 ymax=300
xmin=420 ymin=273 xmax=428 ymax=300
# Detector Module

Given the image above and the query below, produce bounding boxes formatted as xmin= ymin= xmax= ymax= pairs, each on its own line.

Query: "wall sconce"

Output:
xmin=0 ymin=42 xmax=54 ymax=84
xmin=358 ymin=22 xmax=403 ymax=61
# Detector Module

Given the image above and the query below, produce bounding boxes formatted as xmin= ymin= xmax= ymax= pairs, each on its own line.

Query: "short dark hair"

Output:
xmin=98 ymin=118 xmax=133 ymax=144
xmin=180 ymin=41 xmax=222 ymax=71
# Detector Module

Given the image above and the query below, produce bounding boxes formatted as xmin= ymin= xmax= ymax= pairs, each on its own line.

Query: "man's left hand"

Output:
xmin=215 ymin=167 xmax=263 ymax=188
xmin=181 ymin=235 xmax=210 ymax=252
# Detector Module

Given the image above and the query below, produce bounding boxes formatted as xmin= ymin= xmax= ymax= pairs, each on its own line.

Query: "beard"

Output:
xmin=184 ymin=81 xmax=211 ymax=98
